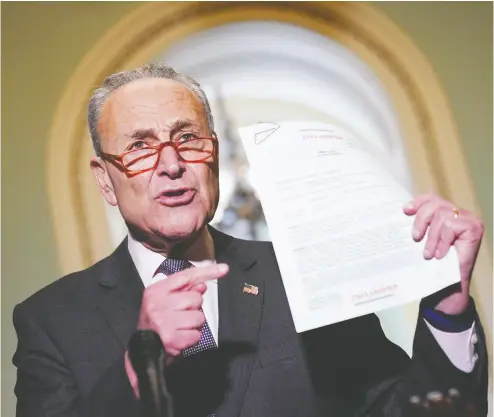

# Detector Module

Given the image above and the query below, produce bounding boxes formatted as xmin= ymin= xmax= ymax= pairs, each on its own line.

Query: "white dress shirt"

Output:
xmin=127 ymin=233 xmax=478 ymax=372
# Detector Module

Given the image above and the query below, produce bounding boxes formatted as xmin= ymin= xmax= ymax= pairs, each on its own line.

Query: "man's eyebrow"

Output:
xmin=126 ymin=119 xmax=201 ymax=139
xmin=169 ymin=119 xmax=200 ymax=132
xmin=127 ymin=128 xmax=158 ymax=139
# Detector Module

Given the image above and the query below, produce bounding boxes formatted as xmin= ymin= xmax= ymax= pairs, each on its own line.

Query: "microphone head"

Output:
xmin=128 ymin=330 xmax=165 ymax=370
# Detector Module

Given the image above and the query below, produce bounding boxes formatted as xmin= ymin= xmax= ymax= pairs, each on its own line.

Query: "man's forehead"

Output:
xmin=109 ymin=77 xmax=197 ymax=105
xmin=103 ymin=78 xmax=203 ymax=118
xmin=97 ymin=77 xmax=206 ymax=140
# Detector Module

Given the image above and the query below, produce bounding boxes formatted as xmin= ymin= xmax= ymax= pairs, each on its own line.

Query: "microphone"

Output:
xmin=128 ymin=330 xmax=174 ymax=417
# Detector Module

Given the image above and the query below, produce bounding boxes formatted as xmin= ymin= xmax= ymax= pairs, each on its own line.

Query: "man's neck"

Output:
xmin=128 ymin=226 xmax=215 ymax=262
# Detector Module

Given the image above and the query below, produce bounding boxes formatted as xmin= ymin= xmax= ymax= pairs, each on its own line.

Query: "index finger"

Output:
xmin=165 ymin=263 xmax=229 ymax=292
xmin=404 ymin=193 xmax=435 ymax=213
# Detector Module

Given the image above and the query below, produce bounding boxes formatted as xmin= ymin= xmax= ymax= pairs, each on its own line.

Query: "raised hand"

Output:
xmin=403 ymin=194 xmax=484 ymax=314
xmin=124 ymin=263 xmax=229 ymax=397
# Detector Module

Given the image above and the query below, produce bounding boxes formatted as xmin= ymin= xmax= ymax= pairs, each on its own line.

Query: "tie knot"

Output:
xmin=156 ymin=258 xmax=194 ymax=276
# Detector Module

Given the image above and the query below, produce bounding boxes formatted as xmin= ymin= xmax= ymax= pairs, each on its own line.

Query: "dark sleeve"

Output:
xmin=80 ymin=357 xmax=140 ymax=417
xmin=13 ymin=303 xmax=80 ymax=417
xmin=13 ymin=303 xmax=140 ymax=417
xmin=356 ymin=301 xmax=488 ymax=417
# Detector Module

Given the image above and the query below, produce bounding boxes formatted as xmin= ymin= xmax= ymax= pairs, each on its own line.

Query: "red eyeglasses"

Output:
xmin=100 ymin=136 xmax=218 ymax=177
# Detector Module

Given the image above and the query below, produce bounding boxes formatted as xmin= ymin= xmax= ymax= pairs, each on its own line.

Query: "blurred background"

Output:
xmin=2 ymin=2 xmax=492 ymax=416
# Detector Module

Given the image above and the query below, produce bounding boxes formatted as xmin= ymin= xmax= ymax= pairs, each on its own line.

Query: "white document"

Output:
xmin=238 ymin=121 xmax=461 ymax=332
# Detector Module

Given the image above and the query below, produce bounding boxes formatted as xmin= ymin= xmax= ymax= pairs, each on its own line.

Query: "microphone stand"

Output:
xmin=128 ymin=330 xmax=174 ymax=417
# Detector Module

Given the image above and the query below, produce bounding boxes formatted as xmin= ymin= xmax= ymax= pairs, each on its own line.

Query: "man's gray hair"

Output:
xmin=87 ymin=63 xmax=215 ymax=156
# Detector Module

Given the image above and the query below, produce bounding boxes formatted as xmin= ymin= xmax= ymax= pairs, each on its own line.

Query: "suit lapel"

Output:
xmin=95 ymin=230 xmax=265 ymax=416
xmin=96 ymin=239 xmax=144 ymax=349
xmin=211 ymin=227 xmax=264 ymax=417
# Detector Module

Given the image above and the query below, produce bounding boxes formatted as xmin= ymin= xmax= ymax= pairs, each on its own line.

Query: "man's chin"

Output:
xmin=160 ymin=229 xmax=196 ymax=242
xmin=156 ymin=217 xmax=205 ymax=242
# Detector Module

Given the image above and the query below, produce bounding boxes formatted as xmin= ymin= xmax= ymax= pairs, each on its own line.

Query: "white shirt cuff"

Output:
xmin=424 ymin=319 xmax=479 ymax=373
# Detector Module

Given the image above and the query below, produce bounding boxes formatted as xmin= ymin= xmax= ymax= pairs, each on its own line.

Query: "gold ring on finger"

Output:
xmin=452 ymin=207 xmax=459 ymax=219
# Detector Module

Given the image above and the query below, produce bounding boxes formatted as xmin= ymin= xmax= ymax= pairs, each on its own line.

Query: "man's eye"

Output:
xmin=128 ymin=140 xmax=146 ymax=150
xmin=180 ymin=133 xmax=198 ymax=142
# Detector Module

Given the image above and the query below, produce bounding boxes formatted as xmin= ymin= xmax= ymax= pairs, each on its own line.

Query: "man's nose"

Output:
xmin=156 ymin=145 xmax=183 ymax=178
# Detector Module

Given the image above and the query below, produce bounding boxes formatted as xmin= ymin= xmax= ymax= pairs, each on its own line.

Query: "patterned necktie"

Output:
xmin=156 ymin=258 xmax=218 ymax=357
xmin=156 ymin=258 xmax=217 ymax=417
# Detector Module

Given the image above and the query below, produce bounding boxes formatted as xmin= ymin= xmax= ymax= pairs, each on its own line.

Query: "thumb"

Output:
xmin=124 ymin=350 xmax=140 ymax=399
xmin=190 ymin=282 xmax=207 ymax=294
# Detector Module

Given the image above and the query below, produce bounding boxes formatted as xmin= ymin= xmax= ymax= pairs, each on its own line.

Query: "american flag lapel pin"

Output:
xmin=243 ymin=283 xmax=259 ymax=296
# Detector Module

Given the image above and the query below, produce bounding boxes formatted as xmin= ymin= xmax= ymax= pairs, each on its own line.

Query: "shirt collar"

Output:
xmin=127 ymin=233 xmax=166 ymax=288
xmin=127 ymin=232 xmax=216 ymax=288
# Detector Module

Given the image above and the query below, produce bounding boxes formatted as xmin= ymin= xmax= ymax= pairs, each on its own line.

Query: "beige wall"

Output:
xmin=2 ymin=2 xmax=141 ymax=414
xmin=378 ymin=1 xmax=493 ymax=240
xmin=2 ymin=2 xmax=492 ymax=416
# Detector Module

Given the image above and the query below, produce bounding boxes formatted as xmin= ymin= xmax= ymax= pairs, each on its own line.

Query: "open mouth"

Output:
xmin=156 ymin=188 xmax=195 ymax=207
xmin=163 ymin=189 xmax=187 ymax=197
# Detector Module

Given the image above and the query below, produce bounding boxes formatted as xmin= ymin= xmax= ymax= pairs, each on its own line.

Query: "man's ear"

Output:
xmin=212 ymin=131 xmax=220 ymax=170
xmin=90 ymin=157 xmax=118 ymax=206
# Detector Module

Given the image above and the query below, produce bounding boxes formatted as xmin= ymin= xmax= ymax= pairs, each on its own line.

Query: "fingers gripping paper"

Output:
xmin=238 ymin=121 xmax=460 ymax=332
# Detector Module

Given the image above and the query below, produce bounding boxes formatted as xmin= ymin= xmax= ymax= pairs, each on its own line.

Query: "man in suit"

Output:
xmin=13 ymin=63 xmax=488 ymax=417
